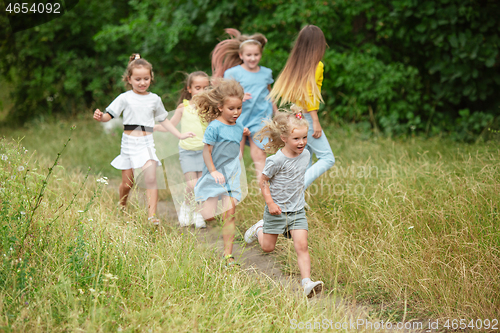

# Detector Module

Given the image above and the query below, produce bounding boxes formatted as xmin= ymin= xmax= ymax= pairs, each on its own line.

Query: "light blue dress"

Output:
xmin=224 ymin=65 xmax=274 ymax=148
xmin=194 ymin=120 xmax=244 ymax=202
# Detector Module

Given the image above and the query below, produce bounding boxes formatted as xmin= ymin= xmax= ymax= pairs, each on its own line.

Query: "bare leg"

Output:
xmin=248 ymin=138 xmax=266 ymax=183
xmin=220 ymin=196 xmax=237 ymax=257
xmin=119 ymin=169 xmax=134 ymax=208
xmin=257 ymin=231 xmax=279 ymax=253
xmin=184 ymin=171 xmax=201 ymax=204
xmin=290 ymin=229 xmax=311 ymax=279
xmin=142 ymin=160 xmax=158 ymax=218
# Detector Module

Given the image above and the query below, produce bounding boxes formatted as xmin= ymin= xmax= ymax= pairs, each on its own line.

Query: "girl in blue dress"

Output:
xmin=212 ymin=29 xmax=276 ymax=183
xmin=193 ymin=79 xmax=248 ymax=265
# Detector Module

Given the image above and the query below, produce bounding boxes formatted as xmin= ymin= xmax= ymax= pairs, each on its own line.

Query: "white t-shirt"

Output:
xmin=106 ymin=90 xmax=168 ymax=127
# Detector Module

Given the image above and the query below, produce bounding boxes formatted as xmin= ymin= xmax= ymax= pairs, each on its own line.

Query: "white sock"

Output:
xmin=301 ymin=278 xmax=311 ymax=286
xmin=254 ymin=226 xmax=263 ymax=239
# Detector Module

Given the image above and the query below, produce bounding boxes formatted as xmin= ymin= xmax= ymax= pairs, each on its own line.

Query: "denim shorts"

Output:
xmin=263 ymin=206 xmax=308 ymax=236
xmin=179 ymin=147 xmax=204 ymax=173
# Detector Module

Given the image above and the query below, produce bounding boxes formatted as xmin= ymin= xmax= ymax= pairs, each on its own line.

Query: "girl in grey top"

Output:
xmin=244 ymin=110 xmax=324 ymax=297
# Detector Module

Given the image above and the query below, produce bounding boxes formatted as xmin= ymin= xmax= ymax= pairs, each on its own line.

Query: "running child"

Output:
xmin=93 ymin=53 xmax=195 ymax=225
xmin=154 ymin=71 xmax=209 ymax=228
xmin=269 ymin=25 xmax=335 ymax=189
xmin=244 ymin=109 xmax=323 ymax=297
xmin=193 ymin=79 xmax=248 ymax=265
xmin=212 ymin=29 xmax=275 ymax=182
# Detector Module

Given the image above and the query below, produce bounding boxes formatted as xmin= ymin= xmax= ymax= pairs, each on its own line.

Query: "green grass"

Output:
xmin=1 ymin=117 xmax=499 ymax=330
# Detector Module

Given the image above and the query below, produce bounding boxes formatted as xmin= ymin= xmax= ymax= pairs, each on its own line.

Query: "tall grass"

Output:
xmin=2 ymin=118 xmax=499 ymax=329
xmin=239 ymin=131 xmax=500 ymax=321
xmin=1 ymin=133 xmax=380 ymax=332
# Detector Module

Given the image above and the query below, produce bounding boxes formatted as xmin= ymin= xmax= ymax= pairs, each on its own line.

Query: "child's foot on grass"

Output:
xmin=195 ymin=212 xmax=206 ymax=228
xmin=148 ymin=215 xmax=160 ymax=227
xmin=223 ymin=254 xmax=240 ymax=269
xmin=178 ymin=202 xmax=190 ymax=227
xmin=244 ymin=219 xmax=264 ymax=244
xmin=302 ymin=279 xmax=323 ymax=298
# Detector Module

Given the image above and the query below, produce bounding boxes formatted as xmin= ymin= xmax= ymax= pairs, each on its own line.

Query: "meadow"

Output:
xmin=1 ymin=118 xmax=499 ymax=331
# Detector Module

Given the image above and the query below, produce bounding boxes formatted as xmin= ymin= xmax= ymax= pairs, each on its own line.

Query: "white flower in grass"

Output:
xmin=408 ymin=226 xmax=414 ymax=230
xmin=1 ymin=154 xmax=7 ymax=161
xmin=20 ymin=211 xmax=25 ymax=215
xmin=96 ymin=177 xmax=109 ymax=185
xmin=89 ymin=288 xmax=96 ymax=293
xmin=18 ymin=166 xmax=25 ymax=171
xmin=78 ymin=210 xmax=84 ymax=213
xmin=78 ymin=289 xmax=84 ymax=294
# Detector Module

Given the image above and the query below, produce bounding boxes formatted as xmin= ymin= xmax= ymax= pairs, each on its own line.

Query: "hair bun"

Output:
xmin=129 ymin=53 xmax=141 ymax=63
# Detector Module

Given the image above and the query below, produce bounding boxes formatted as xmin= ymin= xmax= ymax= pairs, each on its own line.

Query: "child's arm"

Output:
xmin=93 ymin=109 xmax=112 ymax=123
xmin=154 ymin=104 xmax=183 ymax=132
xmin=308 ymin=110 xmax=322 ymax=138
xmin=158 ymin=118 xmax=195 ymax=140
xmin=203 ymin=144 xmax=225 ymax=184
xmin=259 ymin=174 xmax=282 ymax=215
xmin=268 ymin=84 xmax=278 ymax=115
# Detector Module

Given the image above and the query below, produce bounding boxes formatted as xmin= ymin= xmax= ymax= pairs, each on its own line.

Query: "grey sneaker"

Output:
xmin=303 ymin=280 xmax=323 ymax=297
xmin=244 ymin=219 xmax=264 ymax=244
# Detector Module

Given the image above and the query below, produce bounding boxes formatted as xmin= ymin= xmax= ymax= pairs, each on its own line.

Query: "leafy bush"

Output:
xmin=1 ymin=0 xmax=499 ymax=138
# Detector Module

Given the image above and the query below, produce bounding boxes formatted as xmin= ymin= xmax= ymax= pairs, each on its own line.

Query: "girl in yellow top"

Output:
xmin=155 ymin=71 xmax=209 ymax=227
xmin=269 ymin=25 xmax=335 ymax=189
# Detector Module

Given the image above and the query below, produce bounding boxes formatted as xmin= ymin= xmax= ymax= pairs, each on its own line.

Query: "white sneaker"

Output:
xmin=178 ymin=203 xmax=190 ymax=227
xmin=194 ymin=212 xmax=206 ymax=229
xmin=303 ymin=280 xmax=323 ymax=297
xmin=244 ymin=219 xmax=264 ymax=244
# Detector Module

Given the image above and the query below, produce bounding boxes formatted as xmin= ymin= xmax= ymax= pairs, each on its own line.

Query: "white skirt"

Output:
xmin=111 ymin=133 xmax=162 ymax=170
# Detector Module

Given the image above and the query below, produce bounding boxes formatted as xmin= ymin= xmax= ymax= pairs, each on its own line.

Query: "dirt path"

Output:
xmin=109 ymin=182 xmax=420 ymax=332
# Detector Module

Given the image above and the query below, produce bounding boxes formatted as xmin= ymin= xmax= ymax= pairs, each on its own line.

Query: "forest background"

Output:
xmin=1 ymin=0 xmax=499 ymax=141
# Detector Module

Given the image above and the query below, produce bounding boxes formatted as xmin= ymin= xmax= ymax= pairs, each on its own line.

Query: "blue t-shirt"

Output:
xmin=194 ymin=120 xmax=244 ymax=201
xmin=224 ymin=65 xmax=274 ymax=131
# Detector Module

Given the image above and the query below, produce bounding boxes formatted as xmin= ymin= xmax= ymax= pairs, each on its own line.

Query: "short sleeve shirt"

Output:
xmin=106 ymin=90 xmax=168 ymax=127
xmin=224 ymin=65 xmax=274 ymax=129
xmin=262 ymin=149 xmax=310 ymax=212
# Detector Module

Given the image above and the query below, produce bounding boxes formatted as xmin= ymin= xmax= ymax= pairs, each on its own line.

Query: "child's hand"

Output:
xmin=210 ymin=170 xmax=225 ymax=184
xmin=312 ymin=120 xmax=323 ymax=138
xmin=243 ymin=93 xmax=252 ymax=102
xmin=179 ymin=132 xmax=196 ymax=140
xmin=268 ymin=203 xmax=282 ymax=215
xmin=93 ymin=109 xmax=103 ymax=122
xmin=243 ymin=127 xmax=251 ymax=136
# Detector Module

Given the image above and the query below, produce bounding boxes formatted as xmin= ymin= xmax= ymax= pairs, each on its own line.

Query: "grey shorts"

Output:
xmin=263 ymin=206 xmax=308 ymax=235
xmin=179 ymin=147 xmax=204 ymax=174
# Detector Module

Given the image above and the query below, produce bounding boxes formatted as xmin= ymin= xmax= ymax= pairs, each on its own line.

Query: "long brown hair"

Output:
xmin=268 ymin=25 xmax=326 ymax=107
xmin=177 ymin=71 xmax=210 ymax=104
xmin=211 ymin=28 xmax=268 ymax=78
xmin=255 ymin=108 xmax=309 ymax=154
xmin=193 ymin=79 xmax=244 ymax=123
xmin=122 ymin=53 xmax=154 ymax=89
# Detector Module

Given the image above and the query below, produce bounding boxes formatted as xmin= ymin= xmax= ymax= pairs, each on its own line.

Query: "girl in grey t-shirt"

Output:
xmin=244 ymin=110 xmax=324 ymax=297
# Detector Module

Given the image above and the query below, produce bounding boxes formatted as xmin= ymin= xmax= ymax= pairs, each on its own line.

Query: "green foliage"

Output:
xmin=1 ymin=0 xmax=499 ymax=138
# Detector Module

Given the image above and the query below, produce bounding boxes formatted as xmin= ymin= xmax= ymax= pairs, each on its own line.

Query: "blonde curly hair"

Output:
xmin=256 ymin=107 xmax=309 ymax=154
xmin=193 ymin=79 xmax=244 ymax=124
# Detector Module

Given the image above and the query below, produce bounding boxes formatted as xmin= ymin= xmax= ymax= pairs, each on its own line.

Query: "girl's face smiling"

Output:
xmin=188 ymin=76 xmax=210 ymax=97
xmin=128 ymin=66 xmax=151 ymax=95
xmin=239 ymin=44 xmax=262 ymax=72
xmin=218 ymin=96 xmax=243 ymax=125
xmin=281 ymin=125 xmax=308 ymax=157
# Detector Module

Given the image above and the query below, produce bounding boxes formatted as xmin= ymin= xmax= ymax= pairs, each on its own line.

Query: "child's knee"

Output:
xmin=261 ymin=243 xmax=275 ymax=253
xmin=325 ymin=153 xmax=335 ymax=168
